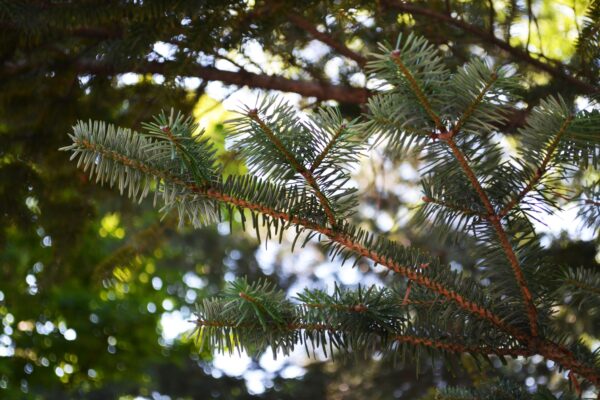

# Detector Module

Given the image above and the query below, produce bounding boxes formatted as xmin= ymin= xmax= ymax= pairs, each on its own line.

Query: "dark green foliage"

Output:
xmin=193 ymin=278 xmax=512 ymax=368
xmin=193 ymin=279 xmax=406 ymax=359
xmin=62 ymin=107 xmax=526 ymax=362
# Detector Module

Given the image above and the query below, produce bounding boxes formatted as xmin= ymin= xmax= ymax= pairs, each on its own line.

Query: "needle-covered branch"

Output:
xmin=364 ymin=34 xmax=600 ymax=385
xmin=501 ymin=97 xmax=599 ymax=220
xmin=375 ymin=36 xmax=539 ymax=336
xmin=192 ymin=279 xmax=524 ymax=362
xmin=245 ymin=107 xmax=337 ymax=227
xmin=61 ymin=33 xmax=600 ymax=388
xmin=228 ymin=98 xmax=363 ymax=226
xmin=61 ymin=120 xmax=512 ymax=337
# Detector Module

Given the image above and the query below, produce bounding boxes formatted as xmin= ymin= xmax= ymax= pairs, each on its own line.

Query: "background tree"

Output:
xmin=1 ymin=0 xmax=599 ymax=399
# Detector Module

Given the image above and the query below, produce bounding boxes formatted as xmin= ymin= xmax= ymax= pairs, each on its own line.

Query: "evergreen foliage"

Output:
xmin=61 ymin=33 xmax=600 ymax=396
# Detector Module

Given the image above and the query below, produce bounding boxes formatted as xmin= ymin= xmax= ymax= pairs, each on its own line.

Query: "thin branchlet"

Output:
xmin=499 ymin=115 xmax=574 ymax=218
xmin=309 ymin=123 xmax=347 ymax=173
xmin=390 ymin=49 xmax=445 ymax=132
xmin=452 ymin=71 xmax=498 ymax=134
xmin=194 ymin=319 xmax=528 ymax=358
xmin=247 ymin=109 xmax=338 ymax=227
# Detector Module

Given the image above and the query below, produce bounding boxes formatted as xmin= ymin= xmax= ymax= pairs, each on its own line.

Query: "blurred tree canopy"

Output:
xmin=1 ymin=0 xmax=599 ymax=399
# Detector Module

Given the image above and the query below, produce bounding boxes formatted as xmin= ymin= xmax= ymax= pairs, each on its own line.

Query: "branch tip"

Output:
xmin=353 ymin=304 xmax=368 ymax=313
xmin=239 ymin=291 xmax=255 ymax=303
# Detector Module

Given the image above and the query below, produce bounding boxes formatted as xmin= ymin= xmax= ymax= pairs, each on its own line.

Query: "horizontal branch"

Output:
xmin=208 ymin=190 xmax=522 ymax=338
xmin=195 ymin=319 xmax=528 ymax=358
xmin=74 ymin=59 xmax=370 ymax=104
xmin=1 ymin=56 xmax=369 ymax=104
xmin=71 ymin=136 xmax=519 ymax=339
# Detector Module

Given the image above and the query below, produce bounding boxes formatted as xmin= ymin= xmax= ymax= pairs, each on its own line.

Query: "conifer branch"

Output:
xmin=390 ymin=50 xmax=445 ymax=132
xmin=192 ymin=279 xmax=527 ymax=362
xmin=328 ymin=233 xmax=522 ymax=338
xmin=444 ymin=137 xmax=539 ymax=338
xmin=61 ymin=31 xmax=600 ymax=387
xmin=64 ymin=109 xmax=600 ymax=388
xmin=65 ymin=133 xmax=516 ymax=338
xmin=76 ymin=138 xmax=184 ymax=188
xmin=431 ymin=137 xmax=600 ymax=384
xmin=499 ymin=115 xmax=574 ymax=218
xmin=452 ymin=71 xmax=498 ymax=135
xmin=194 ymin=317 xmax=526 ymax=357
xmin=309 ymin=123 xmax=347 ymax=174
xmin=388 ymin=40 xmax=540 ymax=337
xmin=246 ymin=109 xmax=338 ymax=227
xmin=195 ymin=319 xmax=334 ymax=332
